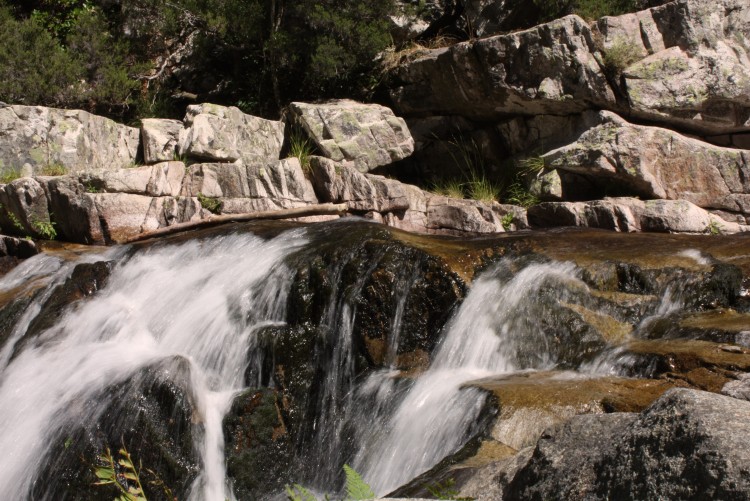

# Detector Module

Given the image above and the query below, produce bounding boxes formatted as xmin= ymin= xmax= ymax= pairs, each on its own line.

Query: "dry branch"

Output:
xmin=124 ymin=203 xmax=348 ymax=243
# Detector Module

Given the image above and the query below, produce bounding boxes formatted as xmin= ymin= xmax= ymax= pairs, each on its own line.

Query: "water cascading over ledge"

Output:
xmin=0 ymin=221 xmax=748 ymax=500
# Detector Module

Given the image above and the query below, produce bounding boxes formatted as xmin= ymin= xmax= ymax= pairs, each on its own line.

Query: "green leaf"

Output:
xmin=94 ymin=467 xmax=115 ymax=481
xmin=285 ymin=483 xmax=318 ymax=501
xmin=343 ymin=464 xmax=375 ymax=500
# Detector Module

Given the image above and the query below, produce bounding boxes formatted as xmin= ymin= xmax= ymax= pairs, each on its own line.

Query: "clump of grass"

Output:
xmin=289 ymin=127 xmax=314 ymax=173
xmin=197 ymin=192 xmax=222 ymax=214
xmin=504 ymin=182 xmax=540 ymax=208
xmin=84 ymin=182 xmax=101 ymax=193
xmin=0 ymin=169 xmax=22 ymax=184
xmin=446 ymin=135 xmax=501 ymax=203
xmin=517 ymin=156 xmax=546 ymax=177
xmin=603 ymin=37 xmax=642 ymax=73
xmin=430 ymin=178 xmax=465 ymax=199
xmin=40 ymin=164 xmax=67 ymax=176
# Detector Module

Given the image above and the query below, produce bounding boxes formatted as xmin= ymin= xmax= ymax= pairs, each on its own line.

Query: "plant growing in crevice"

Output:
xmin=443 ymin=135 xmax=502 ymax=203
xmin=707 ymin=219 xmax=721 ymax=235
xmin=197 ymin=192 xmax=222 ymax=214
xmin=430 ymin=177 xmax=465 ymax=199
xmin=501 ymin=212 xmax=515 ymax=231
xmin=289 ymin=126 xmax=315 ymax=174
xmin=32 ymin=219 xmax=56 ymax=240
xmin=602 ymin=36 xmax=642 ymax=74
xmin=0 ymin=169 xmax=22 ymax=184
xmin=40 ymin=163 xmax=67 ymax=176
xmin=286 ymin=464 xmax=375 ymax=501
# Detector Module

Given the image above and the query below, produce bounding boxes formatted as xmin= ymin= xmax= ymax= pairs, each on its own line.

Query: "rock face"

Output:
xmin=543 ymin=111 xmax=750 ymax=211
xmin=0 ymin=177 xmax=52 ymax=239
xmin=289 ymin=101 xmax=414 ymax=173
xmin=527 ymin=197 xmax=749 ymax=234
xmin=598 ymin=0 xmax=750 ymax=134
xmin=182 ymin=158 xmax=318 ymax=213
xmin=595 ymin=389 xmax=750 ymax=499
xmin=79 ymin=161 xmax=186 ymax=197
xmin=179 ymin=103 xmax=285 ymax=164
xmin=140 ymin=118 xmax=184 ymax=164
xmin=390 ymin=15 xmax=615 ymax=120
xmin=0 ymin=104 xmax=139 ymax=176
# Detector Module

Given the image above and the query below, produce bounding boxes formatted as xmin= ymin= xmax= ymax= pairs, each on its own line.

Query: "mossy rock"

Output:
xmin=223 ymin=388 xmax=293 ymax=500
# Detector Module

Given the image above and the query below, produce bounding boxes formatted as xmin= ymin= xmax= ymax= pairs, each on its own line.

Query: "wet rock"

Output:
xmin=595 ymin=389 xmax=750 ymax=499
xmin=472 ymin=372 xmax=681 ymax=450
xmin=289 ymin=101 xmax=414 ymax=173
xmin=31 ymin=357 xmax=198 ymax=501
xmin=0 ymin=234 xmax=37 ymax=259
xmin=23 ymin=260 xmax=113 ymax=342
xmin=0 ymin=104 xmax=139 ymax=176
xmin=390 ymin=15 xmax=615 ymax=120
xmin=543 ymin=111 xmax=750 ymax=211
xmin=0 ymin=177 xmax=52 ymax=239
xmin=179 ymin=103 xmax=284 ymax=164
xmin=504 ymin=412 xmax=638 ymax=500
xmin=78 ymin=161 xmax=186 ymax=197
xmin=224 ymin=388 xmax=293 ymax=500
xmin=140 ymin=118 xmax=184 ymax=164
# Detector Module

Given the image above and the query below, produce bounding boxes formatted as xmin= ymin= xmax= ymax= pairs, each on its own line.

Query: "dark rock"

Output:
xmin=595 ymin=389 xmax=750 ymax=500
xmin=223 ymin=388 xmax=293 ymax=500
xmin=505 ymin=413 xmax=638 ymax=500
xmin=31 ymin=357 xmax=198 ymax=500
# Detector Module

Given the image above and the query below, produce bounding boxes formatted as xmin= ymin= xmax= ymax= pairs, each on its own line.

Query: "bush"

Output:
xmin=0 ymin=4 xmax=81 ymax=106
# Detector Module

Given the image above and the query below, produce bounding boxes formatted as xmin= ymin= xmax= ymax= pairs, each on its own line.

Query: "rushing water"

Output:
xmin=0 ymin=230 xmax=306 ymax=500
xmin=350 ymin=261 xmax=583 ymax=494
xmin=0 ymin=223 xmax=705 ymax=500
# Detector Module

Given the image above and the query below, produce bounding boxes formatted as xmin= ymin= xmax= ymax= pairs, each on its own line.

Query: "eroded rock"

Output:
xmin=179 ymin=103 xmax=284 ymax=164
xmin=0 ymin=104 xmax=139 ymax=176
xmin=390 ymin=15 xmax=615 ymax=120
xmin=289 ymin=101 xmax=414 ymax=173
xmin=140 ymin=118 xmax=184 ymax=164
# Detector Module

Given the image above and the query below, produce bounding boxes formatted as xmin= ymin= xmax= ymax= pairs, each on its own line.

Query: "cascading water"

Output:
xmin=0 ymin=221 xmax=722 ymax=500
xmin=0 ymin=230 xmax=307 ymax=500
xmin=351 ymin=260 xmax=584 ymax=495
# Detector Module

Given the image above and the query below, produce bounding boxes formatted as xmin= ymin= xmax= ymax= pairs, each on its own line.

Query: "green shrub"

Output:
xmin=0 ymin=169 xmax=22 ymax=184
xmin=0 ymin=4 xmax=81 ymax=106
xmin=197 ymin=192 xmax=222 ymax=214
xmin=603 ymin=37 xmax=642 ymax=73
xmin=32 ymin=219 xmax=56 ymax=240
xmin=40 ymin=164 xmax=67 ymax=176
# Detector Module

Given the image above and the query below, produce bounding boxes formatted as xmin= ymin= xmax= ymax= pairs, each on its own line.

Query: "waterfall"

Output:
xmin=0 ymin=230 xmax=306 ymax=500
xmin=0 ymin=221 xmax=710 ymax=500
xmin=352 ymin=260 xmax=583 ymax=495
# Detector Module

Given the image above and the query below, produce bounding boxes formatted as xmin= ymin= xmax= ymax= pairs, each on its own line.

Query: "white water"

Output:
xmin=353 ymin=261 xmax=582 ymax=495
xmin=0 ymin=231 xmax=306 ymax=500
